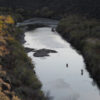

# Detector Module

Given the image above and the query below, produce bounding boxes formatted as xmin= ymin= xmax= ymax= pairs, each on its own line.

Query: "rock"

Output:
xmin=12 ymin=96 xmax=21 ymax=100
xmin=0 ymin=71 xmax=6 ymax=77
xmin=0 ymin=87 xmax=2 ymax=91
xmin=2 ymin=83 xmax=11 ymax=91
xmin=24 ymin=47 xmax=36 ymax=53
xmin=0 ymin=71 xmax=11 ymax=84
xmin=3 ymin=90 xmax=13 ymax=99
xmin=0 ymin=65 xmax=2 ymax=70
xmin=0 ymin=91 xmax=10 ymax=100
xmin=33 ymin=48 xmax=57 ymax=57
xmin=0 ymin=78 xmax=11 ymax=91
xmin=0 ymin=42 xmax=4 ymax=46
xmin=3 ymin=77 xmax=11 ymax=84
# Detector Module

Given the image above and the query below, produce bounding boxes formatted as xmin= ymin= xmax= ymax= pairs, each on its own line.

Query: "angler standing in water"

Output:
xmin=51 ymin=27 xmax=55 ymax=32
xmin=66 ymin=64 xmax=68 ymax=67
xmin=81 ymin=69 xmax=84 ymax=75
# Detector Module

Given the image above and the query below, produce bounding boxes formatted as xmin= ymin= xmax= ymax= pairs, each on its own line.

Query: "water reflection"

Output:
xmin=50 ymin=79 xmax=70 ymax=89
xmin=24 ymin=27 xmax=100 ymax=100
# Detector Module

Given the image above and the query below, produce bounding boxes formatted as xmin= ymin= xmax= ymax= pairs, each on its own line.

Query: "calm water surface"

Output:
xmin=24 ymin=27 xmax=100 ymax=100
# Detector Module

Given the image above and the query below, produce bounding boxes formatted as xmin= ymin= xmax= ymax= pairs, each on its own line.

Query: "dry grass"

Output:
xmin=0 ymin=15 xmax=21 ymax=100
xmin=12 ymin=96 xmax=21 ymax=100
xmin=0 ymin=45 xmax=9 ymax=56
xmin=0 ymin=15 xmax=14 ymax=24
xmin=0 ymin=92 xmax=10 ymax=100
xmin=0 ymin=15 xmax=15 ymax=56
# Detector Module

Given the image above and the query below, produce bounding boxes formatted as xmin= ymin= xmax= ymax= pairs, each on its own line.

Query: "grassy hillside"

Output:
xmin=0 ymin=15 xmax=47 ymax=100
xmin=57 ymin=15 xmax=100 ymax=88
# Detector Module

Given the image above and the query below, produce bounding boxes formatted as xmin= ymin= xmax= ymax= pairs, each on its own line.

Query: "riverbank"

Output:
xmin=0 ymin=15 xmax=47 ymax=100
xmin=57 ymin=15 xmax=100 ymax=88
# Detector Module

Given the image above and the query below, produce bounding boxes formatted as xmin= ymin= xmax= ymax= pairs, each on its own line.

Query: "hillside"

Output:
xmin=0 ymin=0 xmax=100 ymax=99
xmin=0 ymin=15 xmax=47 ymax=100
xmin=0 ymin=0 xmax=100 ymax=18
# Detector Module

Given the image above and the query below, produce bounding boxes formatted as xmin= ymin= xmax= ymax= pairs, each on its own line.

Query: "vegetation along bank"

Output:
xmin=57 ymin=15 xmax=100 ymax=88
xmin=0 ymin=15 xmax=48 ymax=100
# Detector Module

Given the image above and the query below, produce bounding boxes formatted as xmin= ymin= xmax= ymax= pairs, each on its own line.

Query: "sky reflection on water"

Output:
xmin=24 ymin=27 xmax=100 ymax=100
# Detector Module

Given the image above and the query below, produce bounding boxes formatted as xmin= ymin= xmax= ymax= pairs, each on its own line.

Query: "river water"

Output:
xmin=22 ymin=19 xmax=100 ymax=100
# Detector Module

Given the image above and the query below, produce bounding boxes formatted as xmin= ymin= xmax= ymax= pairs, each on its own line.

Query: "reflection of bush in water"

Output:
xmin=33 ymin=49 xmax=57 ymax=57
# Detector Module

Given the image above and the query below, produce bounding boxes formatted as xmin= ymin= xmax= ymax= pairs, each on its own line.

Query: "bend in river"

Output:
xmin=23 ymin=18 xmax=100 ymax=100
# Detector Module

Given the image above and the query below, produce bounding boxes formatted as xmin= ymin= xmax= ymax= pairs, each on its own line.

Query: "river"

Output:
xmin=21 ymin=18 xmax=100 ymax=100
